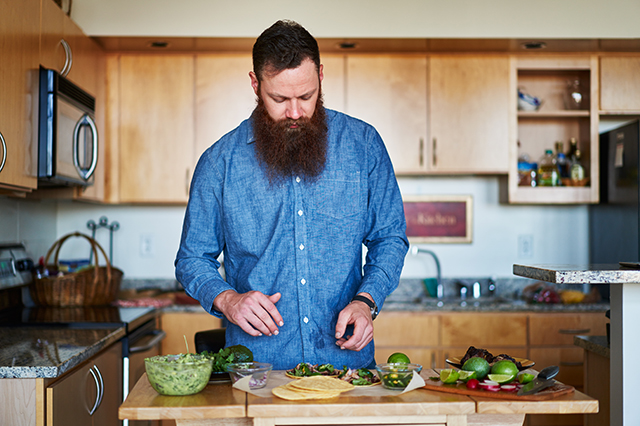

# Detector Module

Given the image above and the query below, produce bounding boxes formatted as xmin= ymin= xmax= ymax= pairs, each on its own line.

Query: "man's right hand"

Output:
xmin=213 ymin=290 xmax=283 ymax=337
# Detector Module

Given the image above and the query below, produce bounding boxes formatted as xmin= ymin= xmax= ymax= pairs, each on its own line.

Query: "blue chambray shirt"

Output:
xmin=175 ymin=108 xmax=408 ymax=370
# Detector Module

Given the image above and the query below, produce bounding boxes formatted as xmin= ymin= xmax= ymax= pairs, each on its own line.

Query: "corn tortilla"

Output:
xmin=272 ymin=383 xmax=342 ymax=400
xmin=289 ymin=376 xmax=355 ymax=392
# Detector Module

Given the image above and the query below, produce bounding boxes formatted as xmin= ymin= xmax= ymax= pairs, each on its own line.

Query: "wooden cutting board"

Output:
xmin=421 ymin=369 xmax=575 ymax=401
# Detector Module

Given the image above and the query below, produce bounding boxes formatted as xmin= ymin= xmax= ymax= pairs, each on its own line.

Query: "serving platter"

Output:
xmin=446 ymin=356 xmax=534 ymax=370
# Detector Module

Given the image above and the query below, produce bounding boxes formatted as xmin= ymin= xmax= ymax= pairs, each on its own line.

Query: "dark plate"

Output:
xmin=209 ymin=371 xmax=230 ymax=383
xmin=446 ymin=356 xmax=535 ymax=371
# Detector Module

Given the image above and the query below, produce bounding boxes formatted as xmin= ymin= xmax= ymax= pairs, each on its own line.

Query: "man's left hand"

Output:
xmin=334 ymin=295 xmax=374 ymax=351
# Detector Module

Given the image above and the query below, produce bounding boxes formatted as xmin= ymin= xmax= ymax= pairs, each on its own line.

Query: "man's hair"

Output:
xmin=252 ymin=20 xmax=320 ymax=81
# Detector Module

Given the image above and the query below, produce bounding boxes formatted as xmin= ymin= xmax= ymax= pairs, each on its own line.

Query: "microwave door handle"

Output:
xmin=73 ymin=114 xmax=98 ymax=181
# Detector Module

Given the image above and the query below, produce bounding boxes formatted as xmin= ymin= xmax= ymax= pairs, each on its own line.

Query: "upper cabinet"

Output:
xmin=600 ymin=56 xmax=640 ymax=113
xmin=106 ymin=54 xmax=195 ymax=204
xmin=40 ymin=0 xmax=103 ymax=96
xmin=346 ymin=54 xmax=428 ymax=173
xmin=429 ymin=55 xmax=511 ymax=174
xmin=0 ymin=0 xmax=40 ymax=192
xmin=505 ymin=55 xmax=599 ymax=204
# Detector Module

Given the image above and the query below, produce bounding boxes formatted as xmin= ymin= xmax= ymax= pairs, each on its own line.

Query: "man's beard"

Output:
xmin=252 ymin=90 xmax=328 ymax=185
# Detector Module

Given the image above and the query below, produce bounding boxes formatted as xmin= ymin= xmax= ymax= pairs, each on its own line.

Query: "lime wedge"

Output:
xmin=439 ymin=369 xmax=460 ymax=384
xmin=458 ymin=370 xmax=477 ymax=383
xmin=518 ymin=372 xmax=535 ymax=384
xmin=487 ymin=374 xmax=515 ymax=384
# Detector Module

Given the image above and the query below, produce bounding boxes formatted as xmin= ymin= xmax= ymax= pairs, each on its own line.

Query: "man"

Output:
xmin=175 ymin=20 xmax=408 ymax=370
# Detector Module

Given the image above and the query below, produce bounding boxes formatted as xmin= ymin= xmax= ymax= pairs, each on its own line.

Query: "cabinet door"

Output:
xmin=47 ymin=342 xmax=122 ymax=426
xmin=529 ymin=313 xmax=607 ymax=346
xmin=600 ymin=56 xmax=640 ymax=111
xmin=116 ymin=54 xmax=195 ymax=203
xmin=0 ymin=0 xmax=39 ymax=191
xmin=429 ymin=55 xmax=510 ymax=173
xmin=374 ymin=312 xmax=439 ymax=368
xmin=441 ymin=313 xmax=527 ymax=347
xmin=346 ymin=54 xmax=428 ymax=174
xmin=161 ymin=311 xmax=222 ymax=355
xmin=195 ymin=53 xmax=256 ymax=160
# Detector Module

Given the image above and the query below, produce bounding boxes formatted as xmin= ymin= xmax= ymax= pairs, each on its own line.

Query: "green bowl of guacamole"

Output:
xmin=145 ymin=354 xmax=213 ymax=396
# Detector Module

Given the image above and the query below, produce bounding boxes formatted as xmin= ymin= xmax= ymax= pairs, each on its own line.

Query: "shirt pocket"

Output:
xmin=310 ymin=171 xmax=361 ymax=219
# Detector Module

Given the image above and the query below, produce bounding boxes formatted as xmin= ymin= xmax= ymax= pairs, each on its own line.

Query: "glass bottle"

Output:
xmin=565 ymin=79 xmax=584 ymax=110
xmin=554 ymin=141 xmax=569 ymax=179
xmin=570 ymin=149 xmax=585 ymax=182
xmin=538 ymin=149 xmax=559 ymax=187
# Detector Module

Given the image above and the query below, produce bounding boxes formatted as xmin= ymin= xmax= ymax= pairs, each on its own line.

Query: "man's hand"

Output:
xmin=334 ymin=294 xmax=374 ymax=351
xmin=214 ymin=290 xmax=283 ymax=337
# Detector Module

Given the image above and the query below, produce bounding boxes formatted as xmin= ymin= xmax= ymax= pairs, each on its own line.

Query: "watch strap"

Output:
xmin=352 ymin=295 xmax=378 ymax=319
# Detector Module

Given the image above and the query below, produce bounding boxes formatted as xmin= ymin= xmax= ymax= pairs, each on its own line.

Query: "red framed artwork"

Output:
xmin=403 ymin=195 xmax=473 ymax=243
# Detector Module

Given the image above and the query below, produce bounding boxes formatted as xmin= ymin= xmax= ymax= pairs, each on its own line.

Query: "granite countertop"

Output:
xmin=574 ymin=335 xmax=610 ymax=358
xmin=514 ymin=263 xmax=640 ymax=284
xmin=0 ymin=326 xmax=125 ymax=379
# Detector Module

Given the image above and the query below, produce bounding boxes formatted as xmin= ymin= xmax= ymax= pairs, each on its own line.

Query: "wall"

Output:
xmin=70 ymin=0 xmax=640 ymax=38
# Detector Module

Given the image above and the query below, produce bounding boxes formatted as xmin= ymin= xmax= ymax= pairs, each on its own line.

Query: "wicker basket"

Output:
xmin=30 ymin=232 xmax=123 ymax=307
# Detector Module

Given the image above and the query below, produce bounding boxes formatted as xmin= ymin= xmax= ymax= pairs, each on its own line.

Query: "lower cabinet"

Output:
xmin=47 ymin=341 xmax=122 ymax=426
xmin=374 ymin=310 xmax=607 ymax=426
xmin=160 ymin=311 xmax=222 ymax=355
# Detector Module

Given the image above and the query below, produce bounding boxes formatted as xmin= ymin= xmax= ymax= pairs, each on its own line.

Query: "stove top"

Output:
xmin=0 ymin=305 xmax=157 ymax=332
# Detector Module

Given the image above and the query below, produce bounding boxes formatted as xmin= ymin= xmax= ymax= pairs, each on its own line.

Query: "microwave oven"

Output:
xmin=38 ymin=67 xmax=98 ymax=187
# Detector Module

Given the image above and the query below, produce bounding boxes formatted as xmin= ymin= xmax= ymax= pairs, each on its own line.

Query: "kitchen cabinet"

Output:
xmin=40 ymin=0 xmax=103 ymax=97
xmin=160 ymin=311 xmax=222 ymax=355
xmin=600 ymin=56 xmax=640 ymax=112
xmin=345 ymin=54 xmax=428 ymax=174
xmin=0 ymin=0 xmax=40 ymax=192
xmin=106 ymin=54 xmax=195 ymax=204
xmin=429 ymin=55 xmax=511 ymax=174
xmin=506 ymin=55 xmax=600 ymax=205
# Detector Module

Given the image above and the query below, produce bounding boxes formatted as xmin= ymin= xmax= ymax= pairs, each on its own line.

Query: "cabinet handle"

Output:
xmin=185 ymin=168 xmax=190 ymax=196
xmin=88 ymin=366 xmax=101 ymax=415
xmin=432 ymin=138 xmax=437 ymax=167
xmin=60 ymin=39 xmax=73 ymax=77
xmin=560 ymin=361 xmax=584 ymax=367
xmin=130 ymin=330 xmax=166 ymax=353
xmin=419 ymin=138 xmax=424 ymax=167
xmin=559 ymin=328 xmax=590 ymax=335
xmin=431 ymin=352 xmax=436 ymax=369
xmin=0 ymin=132 xmax=6 ymax=173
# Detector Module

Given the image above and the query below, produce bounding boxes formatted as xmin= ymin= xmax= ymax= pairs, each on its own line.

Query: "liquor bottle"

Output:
xmin=538 ymin=149 xmax=559 ymax=186
xmin=555 ymin=141 xmax=569 ymax=179
xmin=566 ymin=138 xmax=578 ymax=160
xmin=570 ymin=149 xmax=585 ymax=182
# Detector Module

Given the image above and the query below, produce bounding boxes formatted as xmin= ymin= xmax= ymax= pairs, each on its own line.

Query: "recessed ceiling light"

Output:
xmin=521 ymin=41 xmax=547 ymax=50
xmin=149 ymin=41 xmax=170 ymax=49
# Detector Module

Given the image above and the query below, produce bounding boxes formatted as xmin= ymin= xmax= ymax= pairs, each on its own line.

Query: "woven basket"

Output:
xmin=30 ymin=232 xmax=123 ymax=307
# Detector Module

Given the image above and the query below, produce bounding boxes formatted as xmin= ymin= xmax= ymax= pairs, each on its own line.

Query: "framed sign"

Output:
xmin=403 ymin=195 xmax=473 ymax=243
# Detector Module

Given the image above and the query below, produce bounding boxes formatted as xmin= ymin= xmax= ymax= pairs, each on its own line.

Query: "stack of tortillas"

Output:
xmin=273 ymin=376 xmax=355 ymax=400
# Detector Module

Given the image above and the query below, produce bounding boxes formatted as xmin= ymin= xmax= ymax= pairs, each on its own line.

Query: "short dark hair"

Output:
xmin=252 ymin=20 xmax=320 ymax=81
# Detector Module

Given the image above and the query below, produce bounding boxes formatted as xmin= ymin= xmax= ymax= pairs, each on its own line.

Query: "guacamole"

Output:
xmin=145 ymin=353 xmax=213 ymax=396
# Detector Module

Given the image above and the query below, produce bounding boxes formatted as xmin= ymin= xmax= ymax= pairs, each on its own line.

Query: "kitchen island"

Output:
xmin=120 ymin=370 xmax=598 ymax=426
xmin=514 ymin=263 xmax=639 ymax=426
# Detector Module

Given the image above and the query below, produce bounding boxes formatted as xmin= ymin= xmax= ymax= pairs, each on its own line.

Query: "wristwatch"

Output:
xmin=352 ymin=295 xmax=378 ymax=320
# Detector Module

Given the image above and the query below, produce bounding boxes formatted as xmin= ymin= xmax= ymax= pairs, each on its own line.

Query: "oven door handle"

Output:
xmin=129 ymin=330 xmax=166 ymax=354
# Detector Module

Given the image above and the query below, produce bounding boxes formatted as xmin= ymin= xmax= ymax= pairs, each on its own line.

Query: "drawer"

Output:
xmin=441 ymin=313 xmax=527 ymax=347
xmin=374 ymin=312 xmax=439 ymax=347
xmin=529 ymin=347 xmax=584 ymax=387
xmin=529 ymin=313 xmax=607 ymax=346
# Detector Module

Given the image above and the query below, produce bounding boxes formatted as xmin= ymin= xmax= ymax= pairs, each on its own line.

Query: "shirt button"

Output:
xmin=296 ymin=176 xmax=301 ymax=183
xmin=299 ymin=244 xmax=304 ymax=250
xmin=301 ymin=279 xmax=306 ymax=285
xmin=303 ymin=317 xmax=309 ymax=323
xmin=297 ymin=210 xmax=303 ymax=216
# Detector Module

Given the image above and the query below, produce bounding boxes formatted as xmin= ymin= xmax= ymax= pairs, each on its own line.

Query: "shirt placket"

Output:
xmin=292 ymin=175 xmax=312 ymax=360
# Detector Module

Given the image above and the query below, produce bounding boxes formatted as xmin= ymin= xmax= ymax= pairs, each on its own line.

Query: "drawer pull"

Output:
xmin=431 ymin=352 xmax=436 ymax=369
xmin=560 ymin=361 xmax=584 ymax=367
xmin=559 ymin=328 xmax=590 ymax=335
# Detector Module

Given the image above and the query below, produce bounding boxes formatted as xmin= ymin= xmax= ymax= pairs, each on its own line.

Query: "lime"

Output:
xmin=458 ymin=370 xmax=477 ymax=383
xmin=387 ymin=352 xmax=411 ymax=364
xmin=490 ymin=360 xmax=519 ymax=378
xmin=518 ymin=372 xmax=535 ymax=384
xmin=439 ymin=369 xmax=460 ymax=384
xmin=461 ymin=357 xmax=491 ymax=380
xmin=487 ymin=374 xmax=515 ymax=384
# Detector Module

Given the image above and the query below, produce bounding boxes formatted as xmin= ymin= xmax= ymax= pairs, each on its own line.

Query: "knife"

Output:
xmin=517 ymin=365 xmax=559 ymax=396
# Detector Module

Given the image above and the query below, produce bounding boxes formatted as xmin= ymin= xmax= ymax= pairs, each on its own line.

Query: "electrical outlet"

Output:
xmin=518 ymin=234 xmax=534 ymax=258
xmin=140 ymin=234 xmax=155 ymax=258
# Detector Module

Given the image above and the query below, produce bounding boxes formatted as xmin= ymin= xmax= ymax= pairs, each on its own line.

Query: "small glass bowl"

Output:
xmin=375 ymin=363 xmax=422 ymax=390
xmin=226 ymin=362 xmax=273 ymax=389
xmin=145 ymin=354 xmax=213 ymax=396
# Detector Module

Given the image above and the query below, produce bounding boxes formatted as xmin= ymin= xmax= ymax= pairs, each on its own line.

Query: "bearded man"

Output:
xmin=175 ymin=20 xmax=408 ymax=370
